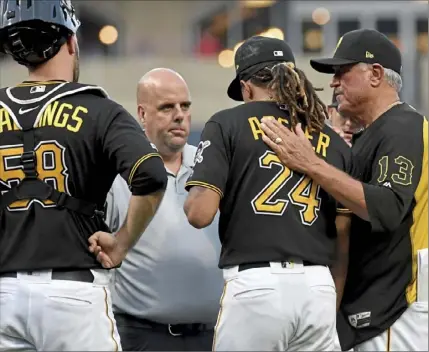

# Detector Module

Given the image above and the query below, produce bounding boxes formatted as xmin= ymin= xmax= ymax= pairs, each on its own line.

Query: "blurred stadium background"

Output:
xmin=0 ymin=0 xmax=427 ymax=146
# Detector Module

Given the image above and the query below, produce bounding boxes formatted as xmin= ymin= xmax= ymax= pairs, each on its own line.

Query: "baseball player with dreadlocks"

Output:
xmin=0 ymin=0 xmax=167 ymax=350
xmin=183 ymin=36 xmax=353 ymax=351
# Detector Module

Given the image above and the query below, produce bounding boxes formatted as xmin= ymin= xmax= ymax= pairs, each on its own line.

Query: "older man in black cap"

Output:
xmin=260 ymin=28 xmax=428 ymax=352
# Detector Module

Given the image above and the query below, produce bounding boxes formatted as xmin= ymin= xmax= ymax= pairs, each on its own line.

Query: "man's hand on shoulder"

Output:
xmin=88 ymin=231 xmax=128 ymax=269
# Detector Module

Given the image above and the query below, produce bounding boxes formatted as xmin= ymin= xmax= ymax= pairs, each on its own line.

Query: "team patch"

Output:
xmin=194 ymin=140 xmax=211 ymax=164
xmin=348 ymin=311 xmax=371 ymax=329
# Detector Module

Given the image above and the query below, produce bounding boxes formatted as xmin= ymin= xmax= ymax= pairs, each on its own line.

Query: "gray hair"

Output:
xmin=358 ymin=63 xmax=402 ymax=92
xmin=383 ymin=68 xmax=402 ymax=92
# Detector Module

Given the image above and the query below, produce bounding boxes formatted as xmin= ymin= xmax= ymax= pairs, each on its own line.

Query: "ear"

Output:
xmin=137 ymin=104 xmax=146 ymax=125
xmin=369 ymin=64 xmax=384 ymax=88
xmin=66 ymin=35 xmax=78 ymax=56
xmin=240 ymin=80 xmax=252 ymax=101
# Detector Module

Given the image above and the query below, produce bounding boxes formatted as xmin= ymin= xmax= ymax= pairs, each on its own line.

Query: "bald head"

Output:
xmin=137 ymin=68 xmax=189 ymax=104
xmin=136 ymin=68 xmax=192 ymax=157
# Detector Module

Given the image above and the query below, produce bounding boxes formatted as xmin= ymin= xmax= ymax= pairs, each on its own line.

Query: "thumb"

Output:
xmin=97 ymin=251 xmax=114 ymax=269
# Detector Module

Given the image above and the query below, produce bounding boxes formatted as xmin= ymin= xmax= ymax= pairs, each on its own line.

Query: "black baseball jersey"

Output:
xmin=337 ymin=103 xmax=428 ymax=349
xmin=185 ymin=101 xmax=353 ymax=268
xmin=0 ymin=81 xmax=165 ymax=273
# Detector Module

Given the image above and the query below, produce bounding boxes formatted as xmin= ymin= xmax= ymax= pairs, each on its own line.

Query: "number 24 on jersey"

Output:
xmin=251 ymin=151 xmax=322 ymax=226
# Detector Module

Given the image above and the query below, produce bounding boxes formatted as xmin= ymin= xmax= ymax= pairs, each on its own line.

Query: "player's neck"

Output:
xmin=362 ymin=92 xmax=401 ymax=128
xmin=27 ymin=59 xmax=72 ymax=83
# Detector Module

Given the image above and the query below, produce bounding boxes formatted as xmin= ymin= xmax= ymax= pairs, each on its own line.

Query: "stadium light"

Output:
xmin=260 ymin=27 xmax=284 ymax=40
xmin=312 ymin=8 xmax=330 ymax=26
xmin=99 ymin=25 xmax=118 ymax=45
xmin=230 ymin=27 xmax=284 ymax=61
xmin=242 ymin=0 xmax=276 ymax=8
xmin=233 ymin=41 xmax=244 ymax=55
xmin=218 ymin=49 xmax=235 ymax=68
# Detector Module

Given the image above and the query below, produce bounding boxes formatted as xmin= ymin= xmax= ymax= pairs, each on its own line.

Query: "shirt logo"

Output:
xmin=30 ymin=85 xmax=46 ymax=94
xmin=194 ymin=140 xmax=211 ymax=164
xmin=18 ymin=106 xmax=39 ymax=114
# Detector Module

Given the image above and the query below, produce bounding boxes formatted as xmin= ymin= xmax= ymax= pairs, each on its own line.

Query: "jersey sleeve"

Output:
xmin=363 ymin=126 xmax=424 ymax=233
xmin=100 ymin=106 xmax=167 ymax=196
xmin=185 ymin=120 xmax=230 ymax=198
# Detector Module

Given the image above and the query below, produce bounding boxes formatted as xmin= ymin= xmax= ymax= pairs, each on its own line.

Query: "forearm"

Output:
xmin=331 ymin=213 xmax=351 ymax=311
xmin=308 ymin=159 xmax=369 ymax=221
xmin=116 ymin=190 xmax=165 ymax=250
xmin=184 ymin=186 xmax=221 ymax=229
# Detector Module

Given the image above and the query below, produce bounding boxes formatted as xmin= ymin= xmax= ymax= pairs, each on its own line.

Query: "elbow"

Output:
xmin=369 ymin=203 xmax=403 ymax=233
xmin=188 ymin=215 xmax=211 ymax=229
xmin=184 ymin=202 xmax=214 ymax=229
xmin=372 ymin=218 xmax=401 ymax=233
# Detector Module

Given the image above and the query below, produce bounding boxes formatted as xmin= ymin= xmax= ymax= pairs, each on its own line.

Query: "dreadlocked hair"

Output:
xmin=249 ymin=61 xmax=328 ymax=133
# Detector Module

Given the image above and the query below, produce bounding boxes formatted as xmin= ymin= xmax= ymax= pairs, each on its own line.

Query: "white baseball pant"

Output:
xmin=354 ymin=248 xmax=428 ymax=351
xmin=0 ymin=269 xmax=122 ymax=351
xmin=213 ymin=260 xmax=337 ymax=351
xmin=349 ymin=302 xmax=427 ymax=351
xmin=336 ymin=248 xmax=429 ymax=351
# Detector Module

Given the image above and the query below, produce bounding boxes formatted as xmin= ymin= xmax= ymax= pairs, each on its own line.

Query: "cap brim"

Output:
xmin=310 ymin=58 xmax=359 ymax=74
xmin=227 ymin=75 xmax=243 ymax=102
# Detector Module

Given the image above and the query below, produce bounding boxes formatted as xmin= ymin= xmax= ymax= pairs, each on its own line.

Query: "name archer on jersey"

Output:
xmin=247 ymin=116 xmax=331 ymax=158
xmin=0 ymin=101 xmax=87 ymax=133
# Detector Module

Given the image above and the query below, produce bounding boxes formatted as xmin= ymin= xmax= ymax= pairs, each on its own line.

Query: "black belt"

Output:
xmin=115 ymin=313 xmax=211 ymax=337
xmin=238 ymin=261 xmax=317 ymax=272
xmin=0 ymin=269 xmax=94 ymax=282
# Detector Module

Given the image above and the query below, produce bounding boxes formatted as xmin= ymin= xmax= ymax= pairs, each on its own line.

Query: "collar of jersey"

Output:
xmin=17 ymin=80 xmax=68 ymax=87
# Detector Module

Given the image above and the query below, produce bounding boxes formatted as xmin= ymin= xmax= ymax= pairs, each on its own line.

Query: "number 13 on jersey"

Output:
xmin=251 ymin=151 xmax=322 ymax=225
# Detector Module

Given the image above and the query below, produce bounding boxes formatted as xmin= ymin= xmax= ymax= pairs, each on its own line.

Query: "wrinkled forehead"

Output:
xmin=149 ymin=80 xmax=190 ymax=104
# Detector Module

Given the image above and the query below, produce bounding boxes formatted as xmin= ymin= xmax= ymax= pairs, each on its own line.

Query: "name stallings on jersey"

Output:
xmin=0 ymin=100 xmax=88 ymax=134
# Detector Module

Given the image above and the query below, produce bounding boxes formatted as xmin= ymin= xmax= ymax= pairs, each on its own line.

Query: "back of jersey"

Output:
xmin=186 ymin=101 xmax=352 ymax=268
xmin=0 ymin=81 xmax=159 ymax=273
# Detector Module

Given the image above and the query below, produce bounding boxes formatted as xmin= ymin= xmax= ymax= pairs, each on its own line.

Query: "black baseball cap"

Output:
xmin=310 ymin=29 xmax=402 ymax=75
xmin=227 ymin=36 xmax=295 ymax=101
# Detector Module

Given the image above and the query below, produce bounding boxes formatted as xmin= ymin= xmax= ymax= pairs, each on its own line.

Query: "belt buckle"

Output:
xmin=168 ymin=324 xmax=183 ymax=337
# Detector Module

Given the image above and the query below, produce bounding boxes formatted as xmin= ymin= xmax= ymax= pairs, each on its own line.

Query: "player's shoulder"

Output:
xmin=208 ymin=103 xmax=244 ymax=123
xmin=382 ymin=102 xmax=425 ymax=135
xmin=66 ymin=82 xmax=114 ymax=108
xmin=84 ymin=92 xmax=135 ymax=126
xmin=208 ymin=101 xmax=273 ymax=122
